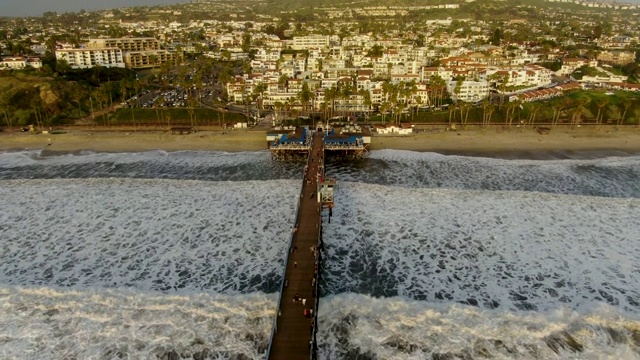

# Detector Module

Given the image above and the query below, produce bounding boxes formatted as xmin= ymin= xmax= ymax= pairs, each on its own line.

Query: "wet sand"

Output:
xmin=2 ymin=127 xmax=640 ymax=158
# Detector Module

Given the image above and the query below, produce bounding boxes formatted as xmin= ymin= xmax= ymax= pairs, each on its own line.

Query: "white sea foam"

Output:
xmin=0 ymin=150 xmax=293 ymax=182
xmin=0 ymin=286 xmax=275 ymax=359
xmin=3 ymin=149 xmax=640 ymax=359
xmin=318 ymin=293 xmax=640 ymax=359
xmin=322 ymin=182 xmax=640 ymax=313
xmin=0 ymin=149 xmax=269 ymax=168
xmin=351 ymin=150 xmax=640 ymax=198
xmin=0 ymin=178 xmax=298 ymax=293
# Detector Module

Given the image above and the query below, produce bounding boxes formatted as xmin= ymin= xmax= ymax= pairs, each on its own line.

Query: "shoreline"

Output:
xmin=2 ymin=127 xmax=640 ymax=160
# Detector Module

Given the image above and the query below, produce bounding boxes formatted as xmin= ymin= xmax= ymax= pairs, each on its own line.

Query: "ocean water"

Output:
xmin=1 ymin=149 xmax=639 ymax=359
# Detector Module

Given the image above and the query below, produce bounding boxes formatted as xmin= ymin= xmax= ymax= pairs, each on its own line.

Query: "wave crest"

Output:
xmin=318 ymin=293 xmax=640 ymax=359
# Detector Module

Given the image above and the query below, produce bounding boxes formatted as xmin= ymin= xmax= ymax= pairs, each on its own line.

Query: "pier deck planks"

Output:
xmin=268 ymin=132 xmax=324 ymax=360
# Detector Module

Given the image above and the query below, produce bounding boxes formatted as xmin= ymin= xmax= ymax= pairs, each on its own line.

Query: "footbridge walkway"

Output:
xmin=266 ymin=131 xmax=328 ymax=360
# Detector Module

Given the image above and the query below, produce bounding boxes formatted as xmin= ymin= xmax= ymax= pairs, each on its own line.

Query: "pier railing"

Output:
xmin=309 ymin=143 xmax=326 ymax=360
xmin=310 ymin=209 xmax=322 ymax=360
xmin=264 ymin=149 xmax=313 ymax=359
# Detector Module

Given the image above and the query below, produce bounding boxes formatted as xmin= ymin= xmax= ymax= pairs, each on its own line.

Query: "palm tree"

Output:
xmin=273 ymin=101 xmax=284 ymax=123
xmin=570 ymin=97 xmax=590 ymax=130
xmin=56 ymin=59 xmax=71 ymax=76
xmin=0 ymin=86 xmax=15 ymax=129
xmin=153 ymin=95 xmax=164 ymax=126
xmin=380 ymin=101 xmax=391 ymax=124
xmin=453 ymin=77 xmax=463 ymax=103
xmin=219 ymin=66 xmax=233 ymax=100
xmin=448 ymin=101 xmax=459 ymax=127
xmin=324 ymin=87 xmax=336 ymax=119
xmin=253 ymin=82 xmax=268 ymax=117
xmin=594 ymin=97 xmax=609 ymax=127
xmin=402 ymin=81 xmax=418 ymax=120
xmin=550 ymin=98 xmax=565 ymax=128
xmin=129 ymin=97 xmax=137 ymax=130
xmin=481 ymin=99 xmax=491 ymax=128
xmin=340 ymin=81 xmax=354 ymax=118
xmin=488 ymin=72 xmax=509 ymax=108
xmin=320 ymin=98 xmax=329 ymax=121
xmin=505 ymin=100 xmax=519 ymax=128
xmin=429 ymin=75 xmax=446 ymax=109
xmin=297 ymin=82 xmax=313 ymax=117
xmin=526 ymin=102 xmax=541 ymax=128
xmin=187 ymin=94 xmax=198 ymax=129
xmin=119 ymin=78 xmax=137 ymax=129
xmin=618 ymin=98 xmax=633 ymax=128
xmin=358 ymin=88 xmax=372 ymax=120
xmin=278 ymin=74 xmax=289 ymax=92
xmin=459 ymin=101 xmax=472 ymax=128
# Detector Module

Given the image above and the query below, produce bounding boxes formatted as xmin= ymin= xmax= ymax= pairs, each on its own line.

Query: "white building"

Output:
xmin=292 ymin=35 xmax=330 ymax=50
xmin=484 ymin=65 xmax=552 ymax=88
xmin=555 ymin=58 xmax=598 ymax=76
xmin=373 ymin=123 xmax=413 ymax=135
xmin=0 ymin=56 xmax=42 ymax=70
xmin=55 ymin=48 xmax=125 ymax=69
xmin=87 ymin=38 xmax=162 ymax=51
xmin=446 ymin=80 xmax=489 ymax=102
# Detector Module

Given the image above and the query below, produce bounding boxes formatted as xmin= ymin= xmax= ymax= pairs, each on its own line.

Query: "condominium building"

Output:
xmin=55 ymin=48 xmax=125 ymax=69
xmin=555 ymin=58 xmax=598 ymax=76
xmin=84 ymin=38 xmax=181 ymax=69
xmin=87 ymin=38 xmax=162 ymax=51
xmin=292 ymin=35 xmax=330 ymax=50
xmin=123 ymin=50 xmax=179 ymax=69
xmin=597 ymin=50 xmax=636 ymax=65
xmin=446 ymin=80 xmax=490 ymax=102
xmin=484 ymin=65 xmax=552 ymax=88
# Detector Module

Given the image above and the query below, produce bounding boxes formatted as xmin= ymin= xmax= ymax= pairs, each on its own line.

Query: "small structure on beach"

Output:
xmin=170 ymin=126 xmax=195 ymax=135
xmin=373 ymin=123 xmax=413 ymax=135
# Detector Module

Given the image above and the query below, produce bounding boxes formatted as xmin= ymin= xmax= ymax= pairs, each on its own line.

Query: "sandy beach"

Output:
xmin=0 ymin=130 xmax=268 ymax=153
xmin=1 ymin=127 xmax=639 ymax=157
xmin=371 ymin=126 xmax=640 ymax=158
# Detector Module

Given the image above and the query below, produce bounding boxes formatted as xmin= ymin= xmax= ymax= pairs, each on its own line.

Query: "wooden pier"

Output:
xmin=267 ymin=131 xmax=326 ymax=360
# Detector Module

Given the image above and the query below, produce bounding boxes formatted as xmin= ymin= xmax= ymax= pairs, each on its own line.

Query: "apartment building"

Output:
xmin=254 ymin=49 xmax=281 ymax=62
xmin=87 ymin=38 xmax=162 ymax=51
xmin=484 ymin=65 xmax=552 ymax=88
xmin=446 ymin=80 xmax=490 ymax=102
xmin=85 ymin=38 xmax=180 ymax=69
xmin=556 ymin=58 xmax=598 ymax=76
xmin=123 ymin=50 xmax=178 ymax=69
xmin=421 ymin=67 xmax=453 ymax=82
xmin=597 ymin=50 xmax=636 ymax=65
xmin=55 ymin=48 xmax=125 ymax=69
xmin=292 ymin=35 xmax=330 ymax=50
